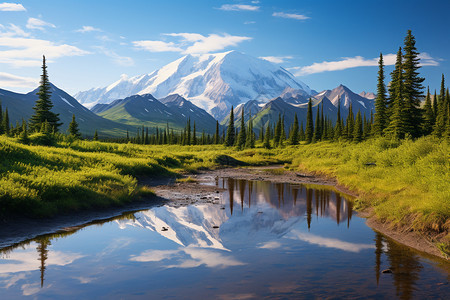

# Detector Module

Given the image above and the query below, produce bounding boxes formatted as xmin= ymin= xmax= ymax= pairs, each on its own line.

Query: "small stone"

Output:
xmin=212 ymin=225 xmax=219 ymax=229
xmin=382 ymin=269 xmax=393 ymax=274
xmin=161 ymin=227 xmax=169 ymax=231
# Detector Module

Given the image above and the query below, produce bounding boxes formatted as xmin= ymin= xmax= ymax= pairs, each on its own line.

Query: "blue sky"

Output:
xmin=0 ymin=0 xmax=449 ymax=96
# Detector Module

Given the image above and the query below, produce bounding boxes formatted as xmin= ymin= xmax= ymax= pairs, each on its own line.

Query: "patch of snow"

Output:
xmin=145 ymin=108 xmax=149 ymax=112
xmin=357 ymin=100 xmax=367 ymax=108
xmin=60 ymin=96 xmax=74 ymax=107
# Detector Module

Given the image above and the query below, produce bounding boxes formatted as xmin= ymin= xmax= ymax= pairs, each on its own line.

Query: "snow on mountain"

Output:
xmin=74 ymin=51 xmax=311 ymax=119
xmin=359 ymin=91 xmax=376 ymax=99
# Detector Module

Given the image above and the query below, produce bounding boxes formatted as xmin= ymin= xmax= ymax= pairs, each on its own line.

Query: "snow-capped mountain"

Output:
xmin=359 ymin=91 xmax=376 ymax=99
xmin=74 ymin=51 xmax=311 ymax=119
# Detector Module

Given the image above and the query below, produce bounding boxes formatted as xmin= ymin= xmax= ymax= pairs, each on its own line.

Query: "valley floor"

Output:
xmin=0 ymin=135 xmax=448 ymax=258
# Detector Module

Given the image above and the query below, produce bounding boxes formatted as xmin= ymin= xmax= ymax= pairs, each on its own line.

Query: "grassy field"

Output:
xmin=0 ymin=135 xmax=448 ymax=250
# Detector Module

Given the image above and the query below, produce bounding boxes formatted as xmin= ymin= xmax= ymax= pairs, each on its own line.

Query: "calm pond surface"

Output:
xmin=0 ymin=178 xmax=449 ymax=299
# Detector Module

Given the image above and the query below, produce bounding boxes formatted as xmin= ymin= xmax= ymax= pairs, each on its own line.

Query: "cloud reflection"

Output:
xmin=288 ymin=231 xmax=375 ymax=253
xmin=130 ymin=247 xmax=245 ymax=269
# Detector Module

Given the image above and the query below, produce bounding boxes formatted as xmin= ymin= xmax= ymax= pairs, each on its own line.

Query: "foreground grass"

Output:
xmin=0 ymin=135 xmax=448 ymax=252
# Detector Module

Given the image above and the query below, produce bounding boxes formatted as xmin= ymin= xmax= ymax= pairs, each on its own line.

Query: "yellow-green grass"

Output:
xmin=0 ymin=135 xmax=448 ymax=250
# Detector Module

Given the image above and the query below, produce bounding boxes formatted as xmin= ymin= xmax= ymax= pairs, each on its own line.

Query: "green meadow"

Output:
xmin=0 ymin=135 xmax=448 ymax=250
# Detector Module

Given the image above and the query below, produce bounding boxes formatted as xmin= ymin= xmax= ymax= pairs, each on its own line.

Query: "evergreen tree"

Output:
xmin=186 ymin=118 xmax=191 ymax=145
xmin=273 ymin=114 xmax=282 ymax=147
xmin=433 ymin=90 xmax=438 ymax=122
xmin=3 ymin=107 xmax=10 ymax=135
xmin=68 ymin=114 xmax=81 ymax=138
xmin=29 ymin=56 xmax=62 ymax=132
xmin=439 ymin=74 xmax=445 ymax=108
xmin=237 ymin=110 xmax=246 ymax=149
xmin=353 ymin=111 xmax=363 ymax=142
xmin=192 ymin=121 xmax=197 ymax=145
xmin=305 ymin=99 xmax=314 ymax=143
xmin=93 ymin=130 xmax=99 ymax=141
xmin=18 ymin=119 xmax=29 ymax=144
xmin=280 ymin=115 xmax=286 ymax=147
xmin=388 ymin=47 xmax=403 ymax=113
xmin=402 ymin=30 xmax=425 ymax=137
xmin=422 ymin=87 xmax=434 ymax=135
xmin=225 ymin=106 xmax=235 ymax=146
xmin=289 ymin=113 xmax=299 ymax=145
xmin=313 ymin=103 xmax=321 ymax=142
xmin=373 ymin=53 xmax=388 ymax=135
xmin=245 ymin=112 xmax=255 ymax=148
xmin=386 ymin=49 xmax=406 ymax=139
xmin=299 ymin=122 xmax=305 ymax=141
xmin=0 ymin=104 xmax=3 ymax=135
xmin=346 ymin=103 xmax=354 ymax=140
xmin=214 ymin=120 xmax=220 ymax=144
xmin=259 ymin=126 xmax=264 ymax=143
xmin=334 ymin=98 xmax=342 ymax=140
xmin=263 ymin=123 xmax=271 ymax=149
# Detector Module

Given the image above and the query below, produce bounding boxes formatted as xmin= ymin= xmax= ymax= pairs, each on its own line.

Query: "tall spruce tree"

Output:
xmin=305 ymin=99 xmax=314 ymax=143
xmin=433 ymin=90 xmax=438 ymax=122
xmin=2 ymin=107 xmax=9 ymax=135
xmin=214 ymin=120 xmax=220 ymax=144
xmin=237 ymin=110 xmax=246 ymax=149
xmin=373 ymin=53 xmax=388 ymax=135
xmin=273 ymin=114 xmax=282 ymax=147
xmin=346 ymin=103 xmax=354 ymax=140
xmin=289 ymin=113 xmax=299 ymax=145
xmin=68 ymin=114 xmax=81 ymax=138
xmin=225 ymin=106 xmax=235 ymax=146
xmin=192 ymin=121 xmax=197 ymax=145
xmin=245 ymin=112 xmax=255 ymax=148
xmin=29 ymin=56 xmax=62 ymax=132
xmin=386 ymin=48 xmax=406 ymax=139
xmin=93 ymin=130 xmax=99 ymax=141
xmin=313 ymin=103 xmax=321 ymax=142
xmin=422 ymin=87 xmax=434 ymax=135
xmin=299 ymin=122 xmax=305 ymax=141
xmin=263 ymin=123 xmax=271 ymax=149
xmin=353 ymin=111 xmax=363 ymax=142
xmin=334 ymin=98 xmax=342 ymax=139
xmin=402 ymin=30 xmax=425 ymax=137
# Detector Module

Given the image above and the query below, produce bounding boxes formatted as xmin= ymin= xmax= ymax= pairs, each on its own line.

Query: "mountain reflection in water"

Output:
xmin=0 ymin=178 xmax=448 ymax=299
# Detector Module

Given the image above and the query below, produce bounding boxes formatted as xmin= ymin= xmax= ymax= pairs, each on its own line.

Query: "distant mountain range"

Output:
xmin=0 ymin=83 xmax=132 ymax=137
xmin=92 ymin=93 xmax=217 ymax=133
xmin=74 ymin=50 xmax=311 ymax=120
xmin=0 ymin=51 xmax=376 ymax=138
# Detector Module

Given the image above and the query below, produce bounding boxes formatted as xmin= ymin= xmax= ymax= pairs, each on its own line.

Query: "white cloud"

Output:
xmin=251 ymin=1 xmax=260 ymax=3
xmin=291 ymin=52 xmax=439 ymax=76
xmin=184 ymin=33 xmax=251 ymax=54
xmin=26 ymin=17 xmax=55 ymax=30
xmin=272 ymin=12 xmax=310 ymax=20
xmin=0 ymin=24 xmax=29 ymax=37
xmin=95 ymin=47 xmax=134 ymax=66
xmin=219 ymin=4 xmax=260 ymax=11
xmin=0 ymin=37 xmax=90 ymax=67
xmin=133 ymin=33 xmax=252 ymax=54
xmin=133 ymin=40 xmax=183 ymax=52
xmin=259 ymin=56 xmax=293 ymax=64
xmin=0 ymin=72 xmax=38 ymax=88
xmin=244 ymin=21 xmax=256 ymax=25
xmin=76 ymin=25 xmax=101 ymax=33
xmin=0 ymin=2 xmax=26 ymax=11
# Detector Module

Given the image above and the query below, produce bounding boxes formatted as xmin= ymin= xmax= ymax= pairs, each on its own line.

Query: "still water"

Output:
xmin=0 ymin=178 xmax=448 ymax=299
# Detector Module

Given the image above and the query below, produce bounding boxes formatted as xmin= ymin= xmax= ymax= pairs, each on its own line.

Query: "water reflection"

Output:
xmin=0 ymin=178 xmax=448 ymax=298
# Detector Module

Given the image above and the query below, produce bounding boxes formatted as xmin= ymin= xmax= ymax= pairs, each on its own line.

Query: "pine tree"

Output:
xmin=422 ymin=87 xmax=434 ymax=135
xmin=0 ymin=103 xmax=3 ymax=135
xmin=273 ymin=114 xmax=282 ymax=147
xmin=68 ymin=114 xmax=81 ymax=138
xmin=299 ymin=122 xmax=305 ymax=141
xmin=29 ymin=56 xmax=62 ymax=132
xmin=18 ymin=119 xmax=29 ymax=144
xmin=353 ymin=111 xmax=363 ymax=142
xmin=192 ymin=121 xmax=197 ymax=145
xmin=373 ymin=53 xmax=388 ymax=135
xmin=305 ymin=99 xmax=314 ymax=143
xmin=334 ymin=97 xmax=342 ymax=140
xmin=386 ymin=49 xmax=406 ymax=139
xmin=245 ymin=112 xmax=254 ymax=148
xmin=280 ymin=115 xmax=286 ymax=147
xmin=402 ymin=30 xmax=425 ymax=137
xmin=433 ymin=90 xmax=438 ymax=122
xmin=289 ymin=113 xmax=299 ymax=145
xmin=237 ymin=110 xmax=246 ymax=149
xmin=259 ymin=126 xmax=264 ymax=143
xmin=263 ymin=123 xmax=271 ymax=149
xmin=313 ymin=103 xmax=321 ymax=142
xmin=225 ymin=107 xmax=235 ymax=146
xmin=439 ymin=74 xmax=445 ymax=108
xmin=346 ymin=104 xmax=354 ymax=140
xmin=93 ymin=130 xmax=99 ymax=141
xmin=388 ymin=47 xmax=403 ymax=113
xmin=3 ymin=107 xmax=10 ymax=135
xmin=214 ymin=120 xmax=219 ymax=144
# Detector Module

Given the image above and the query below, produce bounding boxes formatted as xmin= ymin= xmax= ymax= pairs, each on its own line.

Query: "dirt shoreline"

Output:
xmin=0 ymin=165 xmax=447 ymax=261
